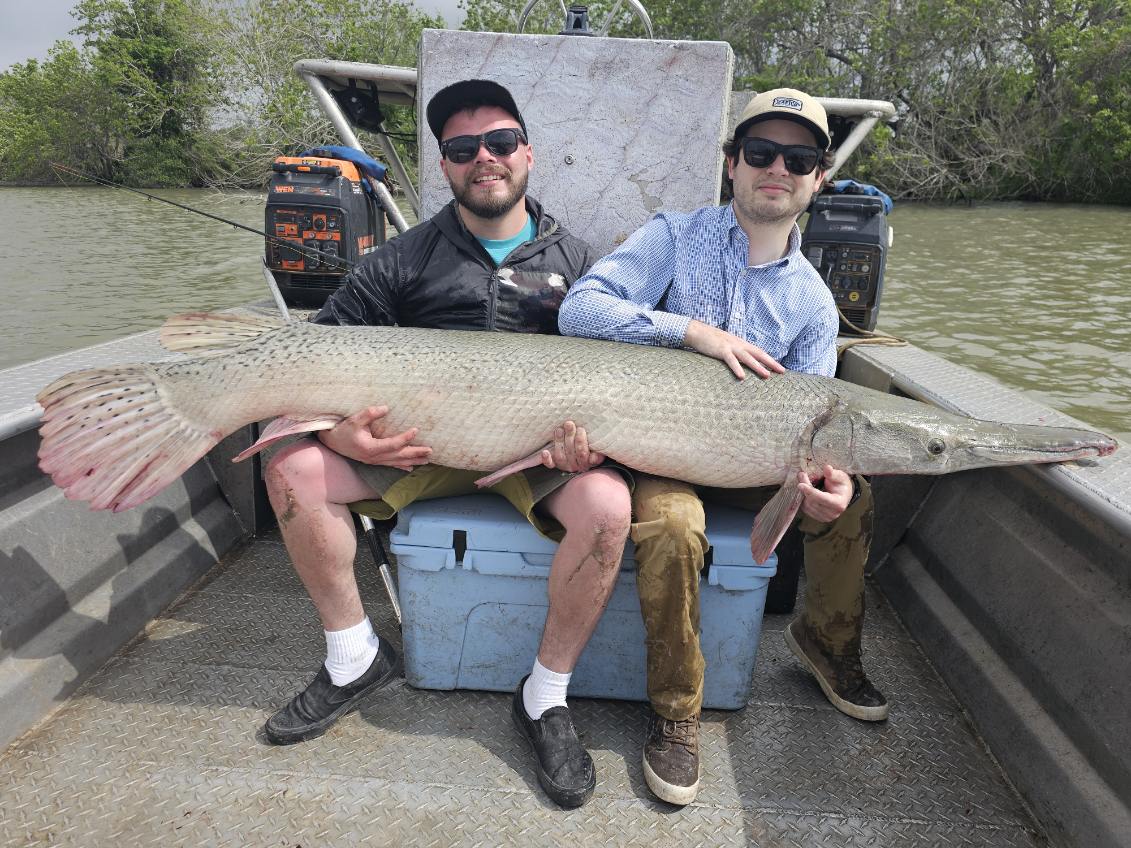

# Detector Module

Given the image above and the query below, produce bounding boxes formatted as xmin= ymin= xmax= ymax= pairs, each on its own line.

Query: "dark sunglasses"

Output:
xmin=740 ymin=137 xmax=823 ymax=175
xmin=440 ymin=128 xmax=527 ymax=163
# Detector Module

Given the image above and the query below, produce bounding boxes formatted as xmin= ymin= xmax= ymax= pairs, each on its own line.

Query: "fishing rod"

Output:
xmin=49 ymin=161 xmax=358 ymax=272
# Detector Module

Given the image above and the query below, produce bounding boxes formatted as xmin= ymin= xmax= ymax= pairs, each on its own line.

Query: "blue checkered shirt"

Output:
xmin=559 ymin=204 xmax=839 ymax=376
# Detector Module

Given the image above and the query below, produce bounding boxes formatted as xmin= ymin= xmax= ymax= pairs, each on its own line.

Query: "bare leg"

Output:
xmin=264 ymin=440 xmax=382 ymax=631
xmin=535 ymin=468 xmax=633 ymax=672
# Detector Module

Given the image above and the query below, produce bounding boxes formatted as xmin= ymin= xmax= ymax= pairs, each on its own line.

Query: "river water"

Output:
xmin=2 ymin=187 xmax=1128 ymax=440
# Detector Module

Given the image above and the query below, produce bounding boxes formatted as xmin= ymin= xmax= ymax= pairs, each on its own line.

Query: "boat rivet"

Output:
xmin=564 ymin=154 xmax=575 ymax=165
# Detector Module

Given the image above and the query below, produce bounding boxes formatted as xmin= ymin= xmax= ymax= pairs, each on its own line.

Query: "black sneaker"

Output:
xmin=264 ymin=638 xmax=401 ymax=745
xmin=643 ymin=709 xmax=700 ymax=805
xmin=785 ymin=619 xmax=888 ymax=721
xmin=510 ymin=675 xmax=596 ymax=808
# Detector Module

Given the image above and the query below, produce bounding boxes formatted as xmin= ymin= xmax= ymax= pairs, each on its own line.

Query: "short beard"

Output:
xmin=451 ymin=169 xmax=528 ymax=219
xmin=732 ymin=188 xmax=812 ymax=225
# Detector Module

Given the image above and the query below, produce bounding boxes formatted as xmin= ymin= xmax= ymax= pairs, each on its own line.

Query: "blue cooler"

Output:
xmin=389 ymin=494 xmax=777 ymax=710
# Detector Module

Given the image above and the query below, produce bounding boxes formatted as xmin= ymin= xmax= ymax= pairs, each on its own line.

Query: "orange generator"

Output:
xmin=265 ymin=155 xmax=384 ymax=306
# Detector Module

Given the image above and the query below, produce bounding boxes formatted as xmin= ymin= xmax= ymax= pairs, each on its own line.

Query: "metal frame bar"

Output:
xmin=813 ymin=98 xmax=897 ymax=182
xmin=518 ymin=0 xmax=655 ymax=37
xmin=294 ymin=59 xmax=421 ymax=225
xmin=293 ymin=54 xmax=898 ymax=224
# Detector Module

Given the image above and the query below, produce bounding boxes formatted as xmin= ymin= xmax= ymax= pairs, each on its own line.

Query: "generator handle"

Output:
xmin=816 ymin=199 xmax=884 ymax=216
xmin=272 ymin=162 xmax=342 ymax=176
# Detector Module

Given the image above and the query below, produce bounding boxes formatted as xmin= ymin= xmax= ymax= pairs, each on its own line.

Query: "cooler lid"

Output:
xmin=390 ymin=494 xmax=557 ymax=555
xmin=391 ymin=494 xmax=774 ymax=570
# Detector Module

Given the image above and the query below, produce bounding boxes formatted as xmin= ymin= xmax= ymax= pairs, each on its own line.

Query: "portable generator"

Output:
xmin=265 ymin=154 xmax=384 ymax=307
xmin=801 ymin=191 xmax=891 ymax=332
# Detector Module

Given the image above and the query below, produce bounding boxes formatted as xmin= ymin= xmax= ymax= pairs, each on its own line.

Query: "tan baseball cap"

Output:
xmin=733 ymin=88 xmax=831 ymax=150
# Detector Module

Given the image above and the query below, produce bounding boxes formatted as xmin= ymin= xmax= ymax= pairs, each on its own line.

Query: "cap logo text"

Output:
xmin=772 ymin=97 xmax=804 ymax=111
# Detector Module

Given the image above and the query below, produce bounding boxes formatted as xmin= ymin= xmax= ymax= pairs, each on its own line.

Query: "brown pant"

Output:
xmin=631 ymin=474 xmax=874 ymax=720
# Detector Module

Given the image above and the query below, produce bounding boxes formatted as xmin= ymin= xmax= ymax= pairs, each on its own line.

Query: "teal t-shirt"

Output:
xmin=476 ymin=214 xmax=537 ymax=265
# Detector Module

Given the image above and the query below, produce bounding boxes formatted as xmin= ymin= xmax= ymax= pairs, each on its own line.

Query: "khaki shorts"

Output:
xmin=348 ymin=461 xmax=633 ymax=543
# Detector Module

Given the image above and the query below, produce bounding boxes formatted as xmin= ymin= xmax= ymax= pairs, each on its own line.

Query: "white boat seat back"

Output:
xmin=417 ymin=28 xmax=734 ymax=255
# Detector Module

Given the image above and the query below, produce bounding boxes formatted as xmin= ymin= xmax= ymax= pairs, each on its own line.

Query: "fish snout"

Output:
xmin=966 ymin=426 xmax=1119 ymax=466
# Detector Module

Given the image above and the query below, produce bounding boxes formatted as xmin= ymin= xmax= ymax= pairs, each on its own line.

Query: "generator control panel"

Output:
xmin=266 ymin=207 xmax=347 ymax=272
xmin=801 ymin=193 xmax=891 ymax=332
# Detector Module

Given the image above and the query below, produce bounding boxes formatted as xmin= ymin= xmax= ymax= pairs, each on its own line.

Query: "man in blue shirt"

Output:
xmin=560 ymin=88 xmax=886 ymax=805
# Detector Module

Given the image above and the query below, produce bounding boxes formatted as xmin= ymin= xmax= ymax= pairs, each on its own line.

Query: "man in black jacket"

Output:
xmin=262 ymin=79 xmax=631 ymax=810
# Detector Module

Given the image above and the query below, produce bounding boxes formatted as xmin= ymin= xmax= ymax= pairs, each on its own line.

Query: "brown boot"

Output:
xmin=785 ymin=618 xmax=889 ymax=721
xmin=642 ymin=709 xmax=700 ymax=805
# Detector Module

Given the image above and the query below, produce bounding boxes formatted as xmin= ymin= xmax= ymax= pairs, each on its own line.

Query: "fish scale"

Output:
xmin=36 ymin=312 xmax=1116 ymax=535
xmin=158 ymin=321 xmax=818 ymax=487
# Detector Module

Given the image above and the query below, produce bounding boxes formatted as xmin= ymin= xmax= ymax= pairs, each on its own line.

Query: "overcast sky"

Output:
xmin=1 ymin=0 xmax=466 ymax=71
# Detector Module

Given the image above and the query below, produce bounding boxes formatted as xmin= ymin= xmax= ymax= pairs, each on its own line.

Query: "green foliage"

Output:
xmin=0 ymin=44 xmax=114 ymax=183
xmin=207 ymin=0 xmax=442 ymax=189
xmin=2 ymin=0 xmax=1128 ymax=200
xmin=0 ymin=0 xmax=222 ymax=185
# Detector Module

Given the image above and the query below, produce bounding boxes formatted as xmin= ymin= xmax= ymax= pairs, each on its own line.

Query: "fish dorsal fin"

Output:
xmin=160 ymin=312 xmax=288 ymax=356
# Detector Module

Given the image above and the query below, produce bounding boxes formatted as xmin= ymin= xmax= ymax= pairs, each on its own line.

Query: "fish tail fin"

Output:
xmin=37 ymin=365 xmax=221 ymax=512
xmin=749 ymin=475 xmax=805 ymax=564
xmin=160 ymin=311 xmax=287 ymax=356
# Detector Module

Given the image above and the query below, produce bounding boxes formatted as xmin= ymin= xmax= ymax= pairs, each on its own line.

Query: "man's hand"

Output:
xmin=682 ymin=319 xmax=785 ymax=380
xmin=540 ymin=420 xmax=606 ymax=473
xmin=318 ymin=406 xmax=433 ymax=471
xmin=797 ymin=465 xmax=855 ymax=523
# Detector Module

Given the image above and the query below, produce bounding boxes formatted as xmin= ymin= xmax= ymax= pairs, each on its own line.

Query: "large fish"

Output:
xmin=37 ymin=312 xmax=1118 ymax=561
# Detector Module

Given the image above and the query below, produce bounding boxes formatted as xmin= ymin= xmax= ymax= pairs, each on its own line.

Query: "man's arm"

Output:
xmin=781 ymin=306 xmax=839 ymax=378
xmin=318 ymin=406 xmax=433 ymax=471
xmin=558 ymin=216 xmax=690 ymax=348
xmin=787 ymin=303 xmax=851 ymax=518
xmin=304 ymin=242 xmax=431 ymax=468
xmin=561 ymin=217 xmax=784 ymax=380
xmin=311 ymin=241 xmax=401 ymax=327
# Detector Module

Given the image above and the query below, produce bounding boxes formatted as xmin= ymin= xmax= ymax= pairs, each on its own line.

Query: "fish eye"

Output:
xmin=927 ymin=438 xmax=946 ymax=455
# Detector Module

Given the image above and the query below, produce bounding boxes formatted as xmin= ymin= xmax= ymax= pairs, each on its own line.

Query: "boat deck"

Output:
xmin=0 ymin=528 xmax=1046 ymax=847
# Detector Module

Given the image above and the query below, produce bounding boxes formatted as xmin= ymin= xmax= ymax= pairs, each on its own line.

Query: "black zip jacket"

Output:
xmin=313 ymin=196 xmax=597 ymax=334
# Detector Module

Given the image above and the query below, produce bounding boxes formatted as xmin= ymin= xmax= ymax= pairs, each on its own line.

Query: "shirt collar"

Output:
xmin=724 ymin=203 xmax=802 ymax=268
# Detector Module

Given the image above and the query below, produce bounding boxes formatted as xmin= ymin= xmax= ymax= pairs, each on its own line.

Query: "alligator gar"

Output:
xmin=36 ymin=312 xmax=1118 ymax=561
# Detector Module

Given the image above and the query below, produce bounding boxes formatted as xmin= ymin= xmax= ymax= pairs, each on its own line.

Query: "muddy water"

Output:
xmin=2 ymin=188 xmax=1128 ymax=440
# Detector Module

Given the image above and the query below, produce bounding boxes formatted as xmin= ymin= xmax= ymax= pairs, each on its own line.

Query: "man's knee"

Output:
xmin=265 ymin=440 xmax=325 ymax=497
xmin=555 ymin=470 xmax=632 ymax=560
xmin=632 ymin=487 xmax=708 ymax=563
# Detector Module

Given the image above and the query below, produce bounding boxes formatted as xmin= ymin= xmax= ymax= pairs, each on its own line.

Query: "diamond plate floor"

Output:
xmin=0 ymin=532 xmax=1047 ymax=848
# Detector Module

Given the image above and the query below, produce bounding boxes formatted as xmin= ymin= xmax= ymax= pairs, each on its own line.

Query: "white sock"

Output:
xmin=523 ymin=658 xmax=571 ymax=719
xmin=324 ymin=617 xmax=380 ymax=686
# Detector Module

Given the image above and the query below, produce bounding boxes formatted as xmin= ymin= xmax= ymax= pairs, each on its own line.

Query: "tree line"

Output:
xmin=1 ymin=0 xmax=1128 ymax=203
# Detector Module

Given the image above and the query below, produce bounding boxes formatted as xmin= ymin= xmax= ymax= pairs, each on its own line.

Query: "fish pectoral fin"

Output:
xmin=232 ymin=414 xmax=344 ymax=462
xmin=749 ymin=476 xmax=804 ymax=564
xmin=474 ymin=446 xmax=551 ymax=489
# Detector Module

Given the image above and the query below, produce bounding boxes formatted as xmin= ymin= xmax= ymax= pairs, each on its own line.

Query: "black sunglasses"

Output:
xmin=740 ymin=137 xmax=823 ymax=176
xmin=440 ymin=128 xmax=527 ymax=164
